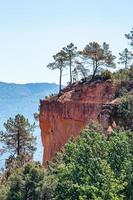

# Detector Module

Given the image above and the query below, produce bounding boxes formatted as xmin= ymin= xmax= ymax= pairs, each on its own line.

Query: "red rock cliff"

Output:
xmin=39 ymin=81 xmax=116 ymax=164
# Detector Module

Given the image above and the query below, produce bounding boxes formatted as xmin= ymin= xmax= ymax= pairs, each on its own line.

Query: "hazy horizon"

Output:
xmin=0 ymin=81 xmax=59 ymax=85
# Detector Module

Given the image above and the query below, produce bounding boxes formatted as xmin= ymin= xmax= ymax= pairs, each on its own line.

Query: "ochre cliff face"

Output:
xmin=39 ymin=81 xmax=116 ymax=164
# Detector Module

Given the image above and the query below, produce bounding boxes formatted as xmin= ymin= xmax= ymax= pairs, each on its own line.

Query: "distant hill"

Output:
xmin=0 ymin=82 xmax=59 ymax=168
xmin=0 ymin=82 xmax=58 ymax=123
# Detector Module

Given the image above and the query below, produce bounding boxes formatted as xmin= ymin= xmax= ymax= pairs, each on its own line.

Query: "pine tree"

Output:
xmin=81 ymin=42 xmax=116 ymax=80
xmin=118 ymin=48 xmax=133 ymax=68
xmin=47 ymin=50 xmax=67 ymax=93
xmin=6 ymin=162 xmax=44 ymax=200
xmin=0 ymin=114 xmax=36 ymax=171
xmin=63 ymin=43 xmax=77 ymax=84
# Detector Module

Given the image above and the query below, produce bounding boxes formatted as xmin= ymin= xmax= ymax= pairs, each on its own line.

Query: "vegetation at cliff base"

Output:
xmin=0 ymin=124 xmax=133 ymax=200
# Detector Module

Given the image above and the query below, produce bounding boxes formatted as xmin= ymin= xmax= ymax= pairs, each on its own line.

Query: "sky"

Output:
xmin=0 ymin=0 xmax=133 ymax=84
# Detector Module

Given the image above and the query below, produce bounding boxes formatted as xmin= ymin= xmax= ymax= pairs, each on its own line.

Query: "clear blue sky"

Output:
xmin=0 ymin=0 xmax=133 ymax=84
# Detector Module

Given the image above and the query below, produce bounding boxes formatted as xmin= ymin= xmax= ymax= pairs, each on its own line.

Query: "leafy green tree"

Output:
xmin=108 ymin=130 xmax=133 ymax=200
xmin=118 ymin=48 xmax=133 ymax=68
xmin=0 ymin=114 xmax=36 ymax=172
xmin=47 ymin=50 xmax=67 ymax=93
xmin=53 ymin=128 xmax=125 ymax=200
xmin=6 ymin=162 xmax=44 ymax=200
xmin=116 ymin=94 xmax=133 ymax=130
xmin=81 ymin=42 xmax=116 ymax=80
xmin=63 ymin=43 xmax=77 ymax=84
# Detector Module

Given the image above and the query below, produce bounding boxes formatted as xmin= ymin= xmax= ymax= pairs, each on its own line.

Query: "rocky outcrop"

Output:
xmin=39 ymin=81 xmax=117 ymax=164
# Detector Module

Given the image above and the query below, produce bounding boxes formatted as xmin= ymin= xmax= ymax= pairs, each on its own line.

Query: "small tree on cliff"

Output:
xmin=81 ymin=42 xmax=116 ymax=80
xmin=125 ymin=28 xmax=133 ymax=47
xmin=47 ymin=50 xmax=67 ymax=93
xmin=63 ymin=43 xmax=78 ymax=84
xmin=118 ymin=48 xmax=133 ymax=69
xmin=0 ymin=114 xmax=36 ymax=173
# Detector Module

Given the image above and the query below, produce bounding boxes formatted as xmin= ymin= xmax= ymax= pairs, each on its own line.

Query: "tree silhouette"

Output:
xmin=47 ymin=50 xmax=67 ymax=93
xmin=63 ymin=43 xmax=77 ymax=84
xmin=118 ymin=48 xmax=133 ymax=68
xmin=81 ymin=42 xmax=116 ymax=80
xmin=0 ymin=114 xmax=36 ymax=171
xmin=74 ymin=61 xmax=89 ymax=80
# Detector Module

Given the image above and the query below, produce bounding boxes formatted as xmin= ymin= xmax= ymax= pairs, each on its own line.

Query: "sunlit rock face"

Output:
xmin=39 ymin=80 xmax=116 ymax=164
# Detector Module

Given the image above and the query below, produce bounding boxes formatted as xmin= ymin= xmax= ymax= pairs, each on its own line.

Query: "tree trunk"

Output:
xmin=92 ymin=59 xmax=98 ymax=80
xmin=59 ymin=67 xmax=62 ymax=93
xmin=125 ymin=53 xmax=128 ymax=69
xmin=69 ymin=55 xmax=72 ymax=84
xmin=92 ymin=58 xmax=95 ymax=74
xmin=17 ymin=129 xmax=20 ymax=156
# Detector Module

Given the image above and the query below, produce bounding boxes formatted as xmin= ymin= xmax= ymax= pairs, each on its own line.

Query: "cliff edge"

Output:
xmin=39 ymin=80 xmax=117 ymax=164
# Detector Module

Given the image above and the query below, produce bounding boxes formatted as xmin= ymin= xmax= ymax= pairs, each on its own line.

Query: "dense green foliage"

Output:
xmin=1 ymin=126 xmax=132 ymax=200
xmin=52 ymin=128 xmax=125 ymax=200
xmin=116 ymin=94 xmax=133 ymax=130
xmin=0 ymin=162 xmax=44 ymax=200
xmin=6 ymin=162 xmax=44 ymax=200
